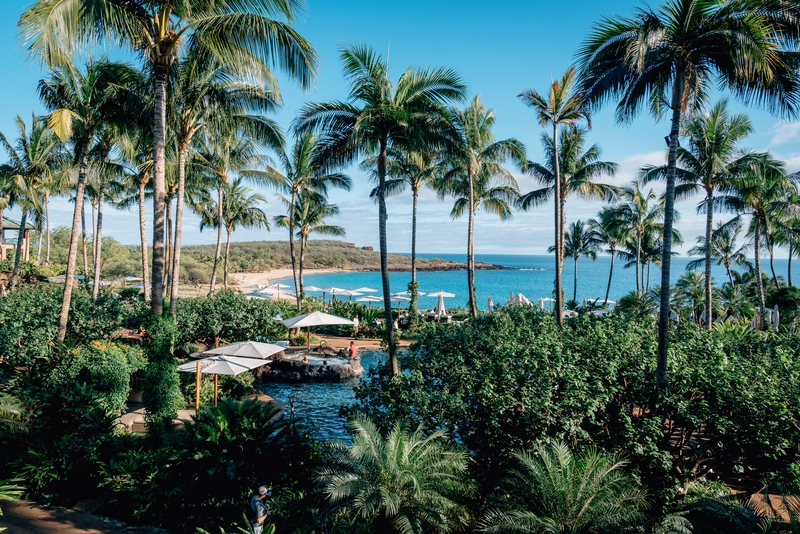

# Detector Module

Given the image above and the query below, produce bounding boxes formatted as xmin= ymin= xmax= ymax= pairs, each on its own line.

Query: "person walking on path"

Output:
xmin=352 ymin=314 xmax=359 ymax=338
xmin=250 ymin=486 xmax=271 ymax=534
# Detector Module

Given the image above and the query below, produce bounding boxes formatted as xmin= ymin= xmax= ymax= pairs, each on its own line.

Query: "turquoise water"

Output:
xmin=297 ymin=254 xmax=791 ymax=310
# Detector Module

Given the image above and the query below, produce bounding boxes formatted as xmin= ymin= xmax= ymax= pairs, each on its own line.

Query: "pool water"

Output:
xmin=255 ymin=350 xmax=386 ymax=440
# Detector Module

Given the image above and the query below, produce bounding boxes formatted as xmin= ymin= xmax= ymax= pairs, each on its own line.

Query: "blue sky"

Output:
xmin=1 ymin=0 xmax=798 ymax=256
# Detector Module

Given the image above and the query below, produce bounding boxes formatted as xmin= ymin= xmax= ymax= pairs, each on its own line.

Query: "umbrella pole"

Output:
xmin=213 ymin=374 xmax=218 ymax=407
xmin=307 ymin=326 xmax=310 ymax=349
xmin=195 ymin=361 xmax=201 ymax=412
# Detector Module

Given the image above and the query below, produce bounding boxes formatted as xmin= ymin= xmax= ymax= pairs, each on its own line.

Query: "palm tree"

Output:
xmin=366 ymin=147 xmax=439 ymax=323
xmin=0 ymin=114 xmax=65 ymax=289
xmin=193 ymin=127 xmax=276 ymax=295
xmin=479 ymin=441 xmax=647 ymax=534
xmin=676 ymin=270 xmax=711 ymax=323
xmin=686 ymin=218 xmax=752 ymax=287
xmin=589 ymin=207 xmax=627 ymax=306
xmin=21 ymin=0 xmax=318 ymax=315
xmin=718 ymin=155 xmax=798 ymax=326
xmin=317 ymin=415 xmax=473 ymax=534
xmin=608 ymin=184 xmax=666 ymax=292
xmin=38 ymin=61 xmax=136 ymax=341
xmin=221 ymin=179 xmax=269 ymax=290
xmin=296 ymin=42 xmax=466 ymax=375
xmin=577 ymin=0 xmax=800 ymax=389
xmin=641 ymin=100 xmax=754 ymax=330
xmin=436 ymin=95 xmax=525 ymax=318
xmin=519 ymin=67 xmax=591 ymax=327
xmin=551 ymin=220 xmax=601 ymax=303
xmin=275 ymin=191 xmax=345 ymax=293
xmin=271 ymin=132 xmax=351 ymax=309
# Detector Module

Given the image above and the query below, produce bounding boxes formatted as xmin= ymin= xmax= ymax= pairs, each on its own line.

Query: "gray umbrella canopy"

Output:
xmin=282 ymin=311 xmax=354 ymax=328
xmin=177 ymin=355 xmax=266 ymax=375
xmin=202 ymin=340 xmax=285 ymax=359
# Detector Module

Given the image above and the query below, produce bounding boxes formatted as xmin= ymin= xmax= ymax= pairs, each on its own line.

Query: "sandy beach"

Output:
xmin=230 ymin=268 xmax=348 ymax=294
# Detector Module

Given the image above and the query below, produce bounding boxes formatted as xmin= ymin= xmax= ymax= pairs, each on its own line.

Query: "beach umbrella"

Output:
xmin=304 ymin=285 xmax=324 ymax=292
xmin=323 ymin=286 xmax=346 ymax=304
xmin=281 ymin=311 xmax=354 ymax=349
xmin=393 ymin=290 xmax=426 ymax=297
xmin=353 ymin=287 xmax=378 ymax=293
xmin=426 ymin=290 xmax=455 ymax=298
xmin=337 ymin=289 xmax=364 ymax=301
xmin=178 ymin=356 xmax=268 ymax=409
xmin=203 ymin=340 xmax=285 ymax=360
xmin=508 ymin=293 xmax=532 ymax=305
xmin=427 ymin=294 xmax=451 ymax=322
xmin=356 ymin=295 xmax=383 ymax=308
xmin=390 ymin=295 xmax=411 ymax=310
xmin=270 ymin=283 xmax=292 ymax=289
xmin=267 ymin=292 xmax=297 ymax=302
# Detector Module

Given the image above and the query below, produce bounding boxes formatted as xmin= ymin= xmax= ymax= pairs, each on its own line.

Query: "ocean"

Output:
xmin=292 ymin=253 xmax=792 ymax=310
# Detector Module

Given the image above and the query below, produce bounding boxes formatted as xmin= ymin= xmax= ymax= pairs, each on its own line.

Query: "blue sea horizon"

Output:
xmin=282 ymin=252 xmax=792 ymax=310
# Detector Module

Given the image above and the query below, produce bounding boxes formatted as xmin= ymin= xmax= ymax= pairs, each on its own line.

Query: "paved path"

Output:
xmin=0 ymin=501 xmax=170 ymax=534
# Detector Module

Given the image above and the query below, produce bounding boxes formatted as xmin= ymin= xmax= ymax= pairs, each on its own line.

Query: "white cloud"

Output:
xmin=769 ymin=120 xmax=800 ymax=146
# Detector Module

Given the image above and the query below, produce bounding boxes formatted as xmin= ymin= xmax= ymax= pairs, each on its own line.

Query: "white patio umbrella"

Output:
xmin=178 ymin=356 xmax=268 ymax=409
xmin=322 ymin=287 xmax=346 ymax=304
xmin=303 ymin=285 xmax=324 ymax=292
xmin=337 ymin=289 xmax=364 ymax=301
xmin=428 ymin=294 xmax=450 ymax=322
xmin=508 ymin=293 xmax=532 ymax=305
xmin=356 ymin=295 xmax=383 ymax=308
xmin=393 ymin=290 xmax=426 ymax=297
xmin=267 ymin=292 xmax=297 ymax=302
xmin=281 ymin=311 xmax=355 ymax=349
xmin=353 ymin=287 xmax=378 ymax=293
xmin=270 ymin=283 xmax=292 ymax=289
xmin=390 ymin=295 xmax=411 ymax=310
xmin=427 ymin=290 xmax=455 ymax=298
xmin=202 ymin=340 xmax=285 ymax=359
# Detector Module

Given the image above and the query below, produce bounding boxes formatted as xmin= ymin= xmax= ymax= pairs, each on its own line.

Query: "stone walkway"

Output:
xmin=0 ymin=501 xmax=169 ymax=534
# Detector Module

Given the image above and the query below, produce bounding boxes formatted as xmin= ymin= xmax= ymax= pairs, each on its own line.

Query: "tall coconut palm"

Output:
xmin=718 ymin=155 xmax=797 ymax=326
xmin=551 ymin=220 xmax=601 ymax=303
xmin=317 ymin=415 xmax=473 ymax=534
xmin=363 ymin=146 xmax=438 ymax=323
xmin=0 ymin=115 xmax=64 ymax=288
xmin=221 ymin=179 xmax=269 ymax=290
xmin=608 ymin=184 xmax=666 ymax=292
xmin=193 ymin=127 xmax=276 ymax=295
xmin=479 ymin=442 xmax=648 ymax=534
xmin=20 ymin=0 xmax=318 ymax=315
xmin=271 ymin=132 xmax=351 ymax=309
xmin=641 ymin=100 xmax=754 ymax=330
xmin=519 ymin=67 xmax=591 ymax=327
xmin=38 ymin=61 xmax=137 ymax=341
xmin=168 ymin=49 xmax=283 ymax=317
xmin=686 ymin=218 xmax=752 ymax=286
xmin=577 ymin=0 xmax=800 ymax=389
xmin=296 ymin=42 xmax=466 ymax=375
xmin=436 ymin=95 xmax=525 ymax=318
xmin=275 ymin=190 xmax=345 ymax=293
xmin=589 ymin=207 xmax=627 ymax=306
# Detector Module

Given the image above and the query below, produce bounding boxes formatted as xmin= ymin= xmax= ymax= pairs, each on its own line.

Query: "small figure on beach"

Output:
xmin=349 ymin=341 xmax=357 ymax=359
xmin=487 ymin=296 xmax=494 ymax=310
xmin=353 ymin=314 xmax=359 ymax=338
xmin=249 ymin=486 xmax=271 ymax=534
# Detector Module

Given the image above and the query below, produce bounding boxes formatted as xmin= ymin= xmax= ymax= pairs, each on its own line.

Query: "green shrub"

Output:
xmin=142 ymin=317 xmax=184 ymax=437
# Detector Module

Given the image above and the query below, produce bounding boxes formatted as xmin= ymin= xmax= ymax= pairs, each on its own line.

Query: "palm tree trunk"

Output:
xmin=170 ymin=146 xmax=187 ymax=318
xmin=725 ymin=261 xmax=733 ymax=287
xmin=647 ymin=262 xmax=651 ymax=291
xmin=91 ymin=201 xmax=97 ymax=261
xmin=208 ymin=184 xmax=224 ymax=295
xmin=769 ymin=246 xmax=779 ymax=291
xmin=299 ymin=233 xmax=306 ymax=290
xmin=223 ymin=229 xmax=231 ymax=290
xmin=150 ymin=66 xmax=168 ymax=315
xmin=703 ymin=194 xmax=714 ymax=330
xmin=92 ymin=178 xmax=105 ymax=299
xmin=754 ymin=223 xmax=766 ymax=328
xmin=0 ymin=205 xmax=4 ymax=252
xmin=635 ymin=234 xmax=642 ymax=292
xmin=553 ymin=123 xmax=563 ymax=327
xmin=164 ymin=197 xmax=173 ymax=300
xmin=57 ymin=144 xmax=89 ymax=342
xmin=139 ymin=177 xmax=151 ymax=303
xmin=36 ymin=222 xmax=42 ymax=264
xmin=289 ymin=187 xmax=301 ymax=310
xmin=656 ymin=77 xmax=684 ymax=391
xmin=573 ymin=257 xmax=578 ymax=302
xmin=10 ymin=210 xmax=28 ymax=289
xmin=45 ymin=192 xmax=51 ymax=264
xmin=604 ymin=249 xmax=615 ymax=305
xmin=378 ymin=138 xmax=397 ymax=375
xmin=81 ymin=197 xmax=89 ymax=280
xmin=788 ymin=245 xmax=793 ymax=287
xmin=409 ymin=188 xmax=420 ymax=327
xmin=467 ymin=168 xmax=478 ymax=319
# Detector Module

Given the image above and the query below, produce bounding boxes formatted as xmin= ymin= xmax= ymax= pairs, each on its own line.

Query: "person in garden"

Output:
xmin=353 ymin=314 xmax=359 ymax=338
xmin=249 ymin=486 xmax=271 ymax=534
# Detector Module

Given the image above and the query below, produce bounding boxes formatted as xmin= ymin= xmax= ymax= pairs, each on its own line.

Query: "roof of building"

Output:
xmin=1 ymin=216 xmax=35 ymax=230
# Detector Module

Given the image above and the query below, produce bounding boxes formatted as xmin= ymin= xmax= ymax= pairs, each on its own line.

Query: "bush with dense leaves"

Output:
xmin=142 ymin=317 xmax=184 ymax=437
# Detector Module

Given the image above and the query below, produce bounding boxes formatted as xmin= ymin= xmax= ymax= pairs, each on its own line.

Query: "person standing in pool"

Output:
xmin=348 ymin=341 xmax=357 ymax=360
